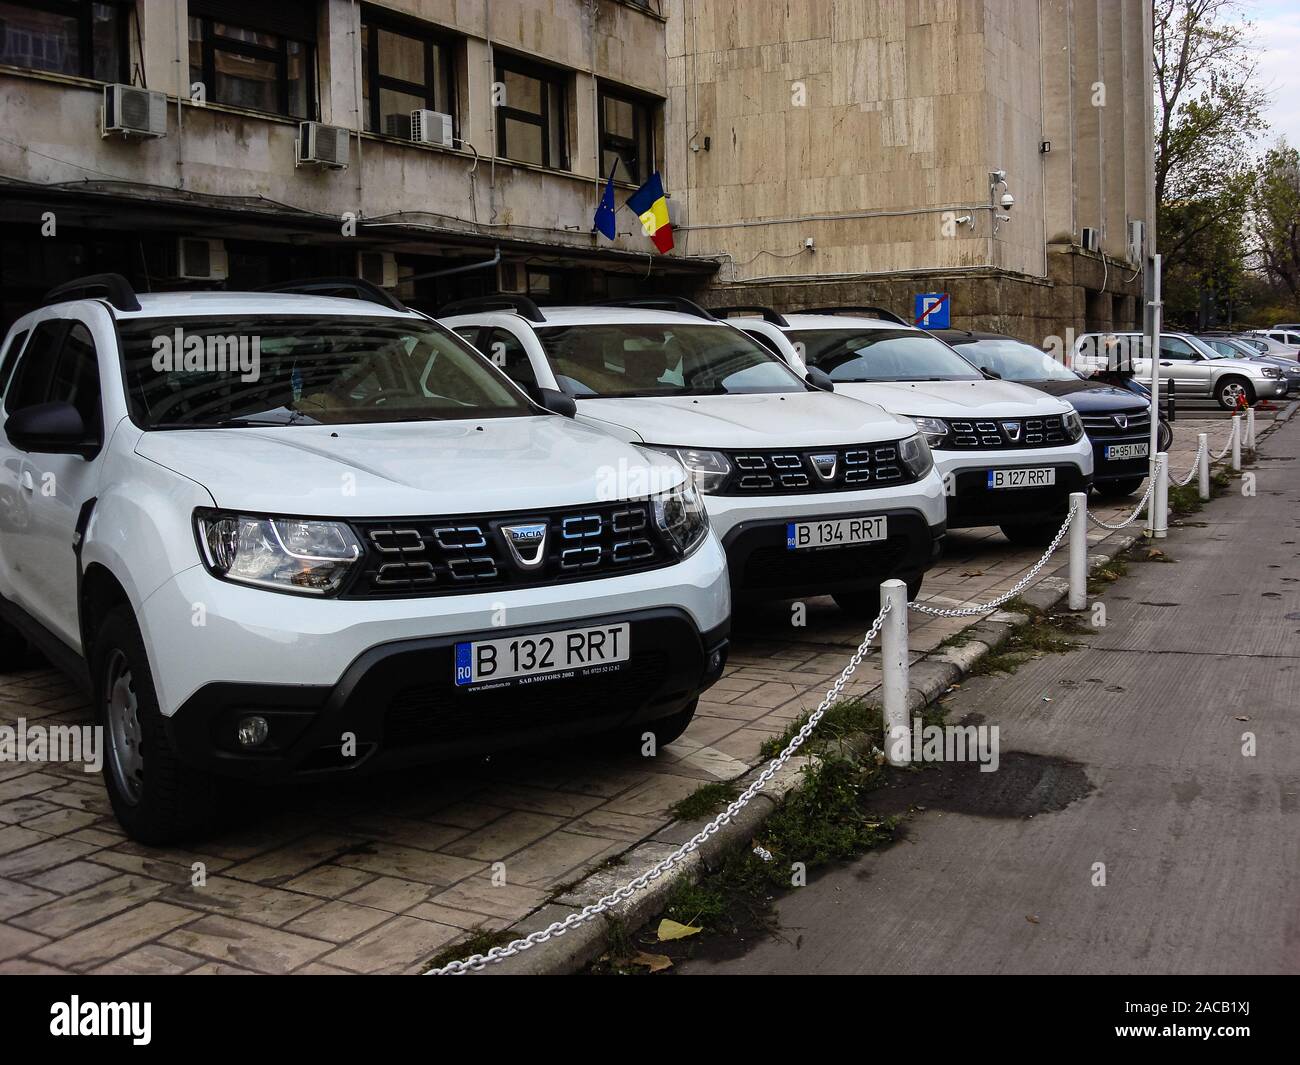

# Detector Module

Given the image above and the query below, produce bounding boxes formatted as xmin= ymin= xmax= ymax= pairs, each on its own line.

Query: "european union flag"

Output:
xmin=593 ymin=159 xmax=618 ymax=240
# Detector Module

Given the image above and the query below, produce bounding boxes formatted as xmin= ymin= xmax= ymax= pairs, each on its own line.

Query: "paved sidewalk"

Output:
xmin=0 ymin=418 xmax=1242 ymax=974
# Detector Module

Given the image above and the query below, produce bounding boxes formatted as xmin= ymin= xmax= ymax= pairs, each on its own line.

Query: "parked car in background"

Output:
xmin=720 ymin=307 xmax=1093 ymax=546
xmin=1244 ymin=330 xmax=1300 ymax=359
xmin=0 ymin=276 xmax=733 ymax=842
xmin=1073 ymin=331 xmax=1287 ymax=409
xmin=439 ymin=296 xmax=946 ymax=618
xmin=930 ymin=329 xmax=1162 ymax=498
xmin=1198 ymin=336 xmax=1300 ymax=393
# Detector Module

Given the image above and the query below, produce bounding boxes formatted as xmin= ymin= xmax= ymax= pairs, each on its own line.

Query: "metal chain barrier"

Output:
xmin=1173 ymin=438 xmax=1205 ymax=488
xmin=1212 ymin=427 xmax=1236 ymax=460
xmin=1087 ymin=478 xmax=1155 ymax=530
xmin=427 ymin=601 xmax=894 ymax=975
xmin=908 ymin=500 xmax=1077 ymax=619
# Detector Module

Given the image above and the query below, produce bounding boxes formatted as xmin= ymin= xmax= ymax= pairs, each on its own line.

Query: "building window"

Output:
xmin=598 ymin=86 xmax=657 ymax=184
xmin=188 ymin=13 xmax=313 ymax=119
xmin=0 ymin=0 xmax=129 ymax=82
xmin=361 ymin=15 xmax=455 ymax=137
xmin=494 ymin=54 xmax=568 ymax=170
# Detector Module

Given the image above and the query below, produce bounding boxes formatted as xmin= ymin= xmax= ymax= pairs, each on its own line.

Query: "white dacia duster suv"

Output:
xmin=725 ymin=307 xmax=1093 ymax=546
xmin=0 ymin=275 xmax=729 ymax=843
xmin=438 ymin=296 xmax=947 ymax=616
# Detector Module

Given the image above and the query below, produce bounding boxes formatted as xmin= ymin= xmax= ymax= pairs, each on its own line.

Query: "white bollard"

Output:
xmin=1231 ymin=414 xmax=1241 ymax=471
xmin=1153 ymin=453 xmax=1169 ymax=538
xmin=1197 ymin=432 xmax=1210 ymax=501
xmin=1068 ymin=492 xmax=1087 ymax=611
xmin=880 ymin=579 xmax=910 ymax=767
xmin=1246 ymin=406 xmax=1256 ymax=451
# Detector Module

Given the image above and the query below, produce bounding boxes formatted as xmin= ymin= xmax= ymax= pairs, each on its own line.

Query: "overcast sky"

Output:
xmin=1248 ymin=0 xmax=1300 ymax=149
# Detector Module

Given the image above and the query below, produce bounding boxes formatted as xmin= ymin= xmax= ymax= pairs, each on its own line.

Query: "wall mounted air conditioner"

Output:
xmin=410 ymin=109 xmax=454 ymax=147
xmin=1081 ymin=227 xmax=1101 ymax=253
xmin=1126 ymin=220 xmax=1145 ymax=263
xmin=101 ymin=84 xmax=167 ymax=139
xmin=358 ymin=251 xmax=398 ymax=289
xmin=177 ymin=238 xmax=229 ymax=281
xmin=297 ymin=122 xmax=350 ymax=168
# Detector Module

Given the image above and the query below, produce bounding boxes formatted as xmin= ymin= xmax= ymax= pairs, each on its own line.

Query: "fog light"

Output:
xmin=236 ymin=715 xmax=269 ymax=748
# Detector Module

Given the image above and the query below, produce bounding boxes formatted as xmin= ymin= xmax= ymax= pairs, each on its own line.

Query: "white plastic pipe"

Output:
xmin=1231 ymin=415 xmax=1242 ymax=471
xmin=1246 ymin=406 xmax=1256 ymax=451
xmin=1068 ymin=492 xmax=1088 ymax=611
xmin=1197 ymin=432 xmax=1210 ymax=500
xmin=1153 ymin=453 xmax=1169 ymax=538
xmin=880 ymin=579 xmax=910 ymax=767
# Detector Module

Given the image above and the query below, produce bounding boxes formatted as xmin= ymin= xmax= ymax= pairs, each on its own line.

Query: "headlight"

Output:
xmin=897 ymin=433 xmax=934 ymax=478
xmin=1062 ymin=409 xmax=1084 ymax=441
xmin=647 ymin=446 xmax=732 ymax=493
xmin=653 ymin=481 xmax=710 ymax=557
xmin=1262 ymin=366 xmax=1282 ymax=378
xmin=195 ymin=510 xmax=362 ymax=595
xmin=907 ymin=416 xmax=949 ymax=448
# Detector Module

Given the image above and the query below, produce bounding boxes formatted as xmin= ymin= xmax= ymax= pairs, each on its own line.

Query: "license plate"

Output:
xmin=786 ymin=515 xmax=888 ymax=550
xmin=1104 ymin=442 xmax=1149 ymax=461
xmin=986 ymin=468 xmax=1056 ymax=489
xmin=454 ymin=623 xmax=630 ymax=687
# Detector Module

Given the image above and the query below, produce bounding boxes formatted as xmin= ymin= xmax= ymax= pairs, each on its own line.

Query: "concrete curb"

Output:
xmin=449 ymin=421 xmax=1284 ymax=976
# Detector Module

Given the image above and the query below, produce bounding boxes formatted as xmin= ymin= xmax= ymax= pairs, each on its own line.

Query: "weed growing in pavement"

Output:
xmin=424 ymin=927 xmax=516 ymax=971
xmin=669 ymin=781 xmax=739 ymax=821
xmin=970 ymin=610 xmax=1084 ymax=676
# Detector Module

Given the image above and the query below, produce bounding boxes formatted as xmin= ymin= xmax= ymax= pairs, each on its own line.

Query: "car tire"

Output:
xmin=833 ymin=574 xmax=924 ymax=619
xmin=598 ymin=698 xmax=699 ymax=755
xmin=93 ymin=605 xmax=225 ymax=845
xmin=1215 ymin=376 xmax=1254 ymax=410
xmin=1095 ymin=476 xmax=1144 ymax=498
xmin=1157 ymin=418 xmax=1173 ymax=453
xmin=999 ymin=520 xmax=1062 ymax=547
xmin=0 ymin=616 xmax=28 ymax=672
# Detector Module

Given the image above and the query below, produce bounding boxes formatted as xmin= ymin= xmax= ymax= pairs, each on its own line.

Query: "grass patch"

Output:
xmin=1087 ymin=555 xmax=1129 ymax=594
xmin=757 ymin=697 xmax=880 ymax=761
xmin=425 ymin=927 xmax=516 ymax=971
xmin=669 ymin=781 xmax=738 ymax=821
xmin=970 ymin=610 xmax=1082 ymax=676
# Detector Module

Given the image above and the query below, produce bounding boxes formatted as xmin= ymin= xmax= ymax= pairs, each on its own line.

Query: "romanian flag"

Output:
xmin=627 ymin=172 xmax=674 ymax=253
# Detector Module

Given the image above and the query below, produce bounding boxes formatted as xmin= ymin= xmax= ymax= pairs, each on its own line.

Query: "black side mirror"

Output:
xmin=4 ymin=401 xmax=99 ymax=458
xmin=805 ymin=367 xmax=835 ymax=392
xmin=536 ymin=388 xmax=577 ymax=418
xmin=980 ymin=367 xmax=1002 ymax=380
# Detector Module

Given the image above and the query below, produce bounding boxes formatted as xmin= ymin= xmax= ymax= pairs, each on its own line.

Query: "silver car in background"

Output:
xmin=1199 ymin=336 xmax=1300 ymax=394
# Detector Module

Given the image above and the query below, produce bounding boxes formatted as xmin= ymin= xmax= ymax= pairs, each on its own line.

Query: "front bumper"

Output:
xmin=1089 ymin=433 xmax=1152 ymax=484
xmin=933 ymin=441 xmax=1093 ymax=529
xmin=163 ymin=607 xmax=729 ymax=780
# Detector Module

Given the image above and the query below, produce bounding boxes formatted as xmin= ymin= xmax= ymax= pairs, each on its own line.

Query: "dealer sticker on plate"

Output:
xmin=787 ymin=515 xmax=887 ymax=550
xmin=986 ymin=468 xmax=1056 ymax=489
xmin=455 ymin=623 xmax=630 ymax=687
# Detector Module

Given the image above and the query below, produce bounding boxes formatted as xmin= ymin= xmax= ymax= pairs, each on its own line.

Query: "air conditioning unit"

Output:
xmin=498 ymin=262 xmax=526 ymax=293
xmin=1126 ymin=219 xmax=1145 ymax=263
xmin=1081 ymin=227 xmax=1100 ymax=253
xmin=358 ymin=251 xmax=398 ymax=289
xmin=383 ymin=113 xmax=412 ymax=139
xmin=101 ymin=84 xmax=167 ymax=139
xmin=411 ymin=109 xmax=454 ymax=147
xmin=177 ymin=238 xmax=229 ymax=281
xmin=297 ymin=122 xmax=350 ymax=169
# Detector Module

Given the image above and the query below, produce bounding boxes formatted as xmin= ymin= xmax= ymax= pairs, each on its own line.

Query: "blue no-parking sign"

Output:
xmin=914 ymin=292 xmax=950 ymax=328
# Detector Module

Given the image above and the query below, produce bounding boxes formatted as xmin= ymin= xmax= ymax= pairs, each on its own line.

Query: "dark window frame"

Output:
xmin=597 ymin=83 xmax=658 ymax=185
xmin=188 ymin=13 xmax=315 ymax=119
xmin=361 ymin=12 xmax=457 ymax=138
xmin=494 ymin=52 xmax=569 ymax=170
xmin=0 ymin=0 xmax=131 ymax=82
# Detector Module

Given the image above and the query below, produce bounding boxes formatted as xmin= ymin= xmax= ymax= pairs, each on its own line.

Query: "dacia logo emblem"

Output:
xmin=500 ymin=521 xmax=548 ymax=570
xmin=1113 ymin=413 xmax=1128 ymax=429
xmin=809 ymin=453 xmax=838 ymax=482
xmin=1001 ymin=421 xmax=1022 ymax=441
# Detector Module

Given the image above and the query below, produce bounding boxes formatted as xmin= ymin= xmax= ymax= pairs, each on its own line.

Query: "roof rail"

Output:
xmin=800 ymin=305 xmax=909 ymax=327
xmin=595 ymin=296 xmax=717 ymax=320
xmin=435 ymin=294 xmax=547 ymax=323
xmin=258 ymin=277 xmax=409 ymax=312
xmin=43 ymin=273 xmax=141 ymax=312
xmin=710 ymin=304 xmax=790 ymax=327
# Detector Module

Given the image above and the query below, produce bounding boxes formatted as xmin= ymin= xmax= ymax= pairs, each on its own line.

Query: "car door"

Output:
xmin=1 ymin=317 xmax=107 ymax=647
xmin=1157 ymin=336 xmax=1210 ymax=396
xmin=477 ymin=327 xmax=546 ymax=402
xmin=0 ymin=324 xmax=33 ymax=606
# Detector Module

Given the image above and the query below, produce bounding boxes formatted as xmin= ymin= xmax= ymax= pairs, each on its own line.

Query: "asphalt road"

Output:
xmin=680 ymin=419 xmax=1300 ymax=975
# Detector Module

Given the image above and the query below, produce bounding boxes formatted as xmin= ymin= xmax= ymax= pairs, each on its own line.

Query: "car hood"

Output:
xmin=575 ymin=391 xmax=918 ymax=447
xmin=134 ymin=416 xmax=684 ymax=516
xmin=1019 ymin=379 xmax=1149 ymax=411
xmin=828 ymin=379 xmax=1074 ymax=418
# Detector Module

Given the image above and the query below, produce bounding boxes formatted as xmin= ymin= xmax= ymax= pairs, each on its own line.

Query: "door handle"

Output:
xmin=19 ymin=470 xmax=34 ymax=493
xmin=1159 ymin=361 xmax=1173 ymax=366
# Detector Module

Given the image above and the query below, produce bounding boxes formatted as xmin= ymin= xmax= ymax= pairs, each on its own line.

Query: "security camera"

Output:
xmin=1000 ymin=192 xmax=1016 ymax=211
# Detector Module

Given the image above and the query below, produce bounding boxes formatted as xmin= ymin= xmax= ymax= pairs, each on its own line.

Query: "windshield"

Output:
xmin=1184 ymin=335 xmax=1227 ymax=359
xmin=533 ymin=323 xmax=805 ymax=398
xmin=949 ymin=337 xmax=1078 ymax=382
xmin=787 ymin=328 xmax=981 ymax=382
xmin=117 ymin=315 xmax=532 ymax=428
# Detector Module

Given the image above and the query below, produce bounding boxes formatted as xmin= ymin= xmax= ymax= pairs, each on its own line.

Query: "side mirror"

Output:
xmin=4 ymin=401 xmax=99 ymax=458
xmin=536 ymin=388 xmax=577 ymax=418
xmin=805 ymin=367 xmax=835 ymax=392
